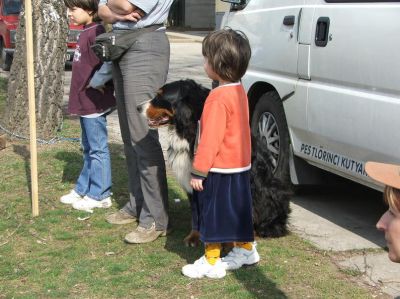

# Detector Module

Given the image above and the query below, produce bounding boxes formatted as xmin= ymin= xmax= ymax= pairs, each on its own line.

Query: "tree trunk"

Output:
xmin=3 ymin=0 xmax=68 ymax=139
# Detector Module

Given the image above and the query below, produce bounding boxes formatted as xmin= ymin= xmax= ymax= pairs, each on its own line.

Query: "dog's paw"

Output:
xmin=183 ymin=230 xmax=200 ymax=247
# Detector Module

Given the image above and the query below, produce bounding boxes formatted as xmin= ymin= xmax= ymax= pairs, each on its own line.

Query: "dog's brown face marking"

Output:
xmin=146 ymin=105 xmax=174 ymax=127
xmin=145 ymin=88 xmax=175 ymax=127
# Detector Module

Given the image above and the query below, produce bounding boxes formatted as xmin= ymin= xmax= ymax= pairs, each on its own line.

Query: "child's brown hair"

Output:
xmin=202 ymin=28 xmax=251 ymax=82
xmin=64 ymin=0 xmax=100 ymax=22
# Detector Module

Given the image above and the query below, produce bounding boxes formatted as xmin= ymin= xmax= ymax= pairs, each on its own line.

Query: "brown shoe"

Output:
xmin=106 ymin=209 xmax=136 ymax=225
xmin=124 ymin=222 xmax=167 ymax=244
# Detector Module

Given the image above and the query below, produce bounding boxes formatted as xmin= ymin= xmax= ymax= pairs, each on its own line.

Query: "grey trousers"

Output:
xmin=112 ymin=30 xmax=170 ymax=230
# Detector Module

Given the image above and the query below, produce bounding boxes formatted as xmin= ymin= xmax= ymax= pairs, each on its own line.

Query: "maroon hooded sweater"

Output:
xmin=68 ymin=23 xmax=115 ymax=115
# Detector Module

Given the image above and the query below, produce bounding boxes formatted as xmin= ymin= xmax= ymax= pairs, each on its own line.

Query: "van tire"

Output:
xmin=251 ymin=91 xmax=290 ymax=184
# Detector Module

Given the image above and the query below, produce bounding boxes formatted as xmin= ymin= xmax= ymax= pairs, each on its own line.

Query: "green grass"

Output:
xmin=0 ymin=119 xmax=382 ymax=298
xmin=0 ymin=120 xmax=382 ymax=298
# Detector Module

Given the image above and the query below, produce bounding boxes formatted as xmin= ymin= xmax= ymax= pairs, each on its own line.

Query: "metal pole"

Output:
xmin=24 ymin=0 xmax=39 ymax=216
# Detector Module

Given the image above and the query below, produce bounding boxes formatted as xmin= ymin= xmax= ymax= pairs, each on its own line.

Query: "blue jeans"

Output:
xmin=74 ymin=115 xmax=112 ymax=200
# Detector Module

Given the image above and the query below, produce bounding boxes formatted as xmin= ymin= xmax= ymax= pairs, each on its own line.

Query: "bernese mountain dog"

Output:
xmin=138 ymin=79 xmax=291 ymax=246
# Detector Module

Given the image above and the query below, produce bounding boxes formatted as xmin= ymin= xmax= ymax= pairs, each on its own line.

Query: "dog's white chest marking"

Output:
xmin=167 ymin=130 xmax=193 ymax=194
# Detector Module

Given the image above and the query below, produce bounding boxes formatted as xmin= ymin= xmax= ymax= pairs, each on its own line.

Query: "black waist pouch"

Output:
xmin=91 ymin=24 xmax=162 ymax=62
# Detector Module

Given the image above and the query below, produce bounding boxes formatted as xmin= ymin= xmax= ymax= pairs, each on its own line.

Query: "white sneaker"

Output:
xmin=60 ymin=190 xmax=83 ymax=205
xmin=72 ymin=196 xmax=112 ymax=213
xmin=182 ymin=256 xmax=226 ymax=279
xmin=221 ymin=244 xmax=260 ymax=270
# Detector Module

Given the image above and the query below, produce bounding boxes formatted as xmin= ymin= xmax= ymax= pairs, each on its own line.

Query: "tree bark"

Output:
xmin=3 ymin=0 xmax=68 ymax=139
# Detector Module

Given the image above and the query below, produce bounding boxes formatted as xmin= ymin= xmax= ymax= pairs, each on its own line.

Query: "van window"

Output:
xmin=3 ymin=0 xmax=21 ymax=15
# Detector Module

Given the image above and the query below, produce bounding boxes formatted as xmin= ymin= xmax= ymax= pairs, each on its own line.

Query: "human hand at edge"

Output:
xmin=121 ymin=9 xmax=144 ymax=22
xmin=190 ymin=177 xmax=204 ymax=191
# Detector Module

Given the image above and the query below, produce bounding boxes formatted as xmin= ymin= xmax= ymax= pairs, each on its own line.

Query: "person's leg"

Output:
xmin=61 ymin=117 xmax=88 ymax=204
xmin=181 ymin=175 xmax=226 ymax=278
xmin=117 ymin=31 xmax=170 ymax=233
xmin=181 ymin=243 xmax=226 ymax=279
xmin=71 ymin=116 xmax=113 ymax=211
xmin=82 ymin=115 xmax=112 ymax=200
xmin=74 ymin=117 xmax=90 ymax=196
xmin=111 ymin=59 xmax=143 ymax=219
xmin=221 ymin=241 xmax=260 ymax=270
xmin=205 ymin=243 xmax=222 ymax=265
xmin=236 ymin=242 xmax=253 ymax=250
xmin=218 ymin=172 xmax=259 ymax=270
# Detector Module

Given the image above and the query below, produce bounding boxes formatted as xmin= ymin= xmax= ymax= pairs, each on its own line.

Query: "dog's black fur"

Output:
xmin=143 ymin=79 xmax=209 ymax=156
xmin=140 ymin=79 xmax=291 ymax=242
xmin=251 ymin=136 xmax=291 ymax=237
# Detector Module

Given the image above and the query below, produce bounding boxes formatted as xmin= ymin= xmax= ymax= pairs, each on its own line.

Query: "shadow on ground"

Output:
xmin=13 ymin=144 xmax=31 ymax=194
xmin=292 ymin=178 xmax=387 ymax=247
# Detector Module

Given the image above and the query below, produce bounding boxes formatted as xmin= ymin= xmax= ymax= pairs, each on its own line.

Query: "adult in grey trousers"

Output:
xmin=99 ymin=0 xmax=173 ymax=243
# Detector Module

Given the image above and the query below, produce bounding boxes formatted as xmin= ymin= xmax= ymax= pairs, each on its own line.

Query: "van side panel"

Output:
xmin=224 ymin=1 xmax=304 ymax=98
xmin=301 ymin=3 xmax=400 ymax=184
xmin=223 ymin=0 xmax=400 ymax=190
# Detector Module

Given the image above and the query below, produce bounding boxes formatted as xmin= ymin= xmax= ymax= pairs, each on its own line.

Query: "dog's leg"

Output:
xmin=183 ymin=230 xmax=201 ymax=247
xmin=183 ymin=193 xmax=201 ymax=247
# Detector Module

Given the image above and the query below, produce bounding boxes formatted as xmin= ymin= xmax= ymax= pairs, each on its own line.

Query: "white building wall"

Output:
xmin=216 ymin=1 xmax=230 ymax=12
xmin=215 ymin=1 xmax=230 ymax=29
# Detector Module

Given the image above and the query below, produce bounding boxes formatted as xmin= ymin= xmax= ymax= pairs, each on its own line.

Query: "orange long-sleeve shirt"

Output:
xmin=192 ymin=83 xmax=251 ymax=178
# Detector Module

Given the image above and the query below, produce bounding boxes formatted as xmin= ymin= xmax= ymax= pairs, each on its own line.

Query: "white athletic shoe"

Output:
xmin=221 ymin=244 xmax=260 ymax=270
xmin=60 ymin=190 xmax=83 ymax=205
xmin=72 ymin=196 xmax=112 ymax=213
xmin=182 ymin=256 xmax=226 ymax=279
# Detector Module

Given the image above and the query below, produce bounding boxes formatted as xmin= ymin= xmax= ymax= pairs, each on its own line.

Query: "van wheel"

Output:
xmin=0 ymin=39 xmax=11 ymax=71
xmin=251 ymin=91 xmax=290 ymax=184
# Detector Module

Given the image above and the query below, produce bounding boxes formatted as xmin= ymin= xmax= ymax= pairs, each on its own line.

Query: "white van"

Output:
xmin=221 ymin=0 xmax=400 ymax=190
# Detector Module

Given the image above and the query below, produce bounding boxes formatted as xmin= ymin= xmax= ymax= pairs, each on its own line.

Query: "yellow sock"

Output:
xmin=236 ymin=242 xmax=253 ymax=251
xmin=205 ymin=243 xmax=222 ymax=265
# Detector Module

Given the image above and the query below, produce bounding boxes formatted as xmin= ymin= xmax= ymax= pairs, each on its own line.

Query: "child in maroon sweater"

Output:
xmin=60 ymin=0 xmax=116 ymax=213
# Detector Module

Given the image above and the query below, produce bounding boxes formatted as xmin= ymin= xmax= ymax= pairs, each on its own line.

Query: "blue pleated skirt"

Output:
xmin=191 ymin=171 xmax=254 ymax=243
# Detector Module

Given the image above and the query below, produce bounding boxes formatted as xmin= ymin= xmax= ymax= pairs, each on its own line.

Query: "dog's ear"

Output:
xmin=174 ymin=99 xmax=193 ymax=128
xmin=174 ymin=98 xmax=198 ymax=145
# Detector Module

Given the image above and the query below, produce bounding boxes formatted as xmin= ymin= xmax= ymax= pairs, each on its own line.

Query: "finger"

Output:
xmin=125 ymin=15 xmax=138 ymax=22
xmin=132 ymin=11 xmax=143 ymax=19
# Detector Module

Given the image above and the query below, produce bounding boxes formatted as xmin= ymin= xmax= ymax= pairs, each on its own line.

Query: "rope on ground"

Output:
xmin=0 ymin=122 xmax=80 ymax=145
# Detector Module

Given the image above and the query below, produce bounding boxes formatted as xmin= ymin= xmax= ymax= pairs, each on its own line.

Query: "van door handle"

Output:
xmin=283 ymin=15 xmax=295 ymax=26
xmin=315 ymin=17 xmax=330 ymax=47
